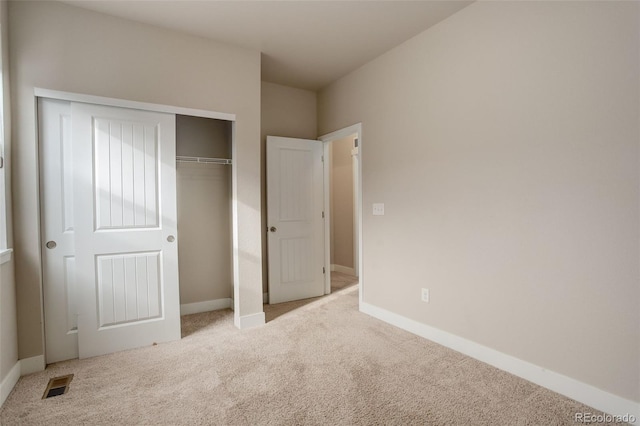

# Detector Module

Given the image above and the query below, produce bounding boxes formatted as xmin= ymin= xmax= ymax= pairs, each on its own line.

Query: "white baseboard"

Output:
xmin=235 ymin=311 xmax=265 ymax=329
xmin=0 ymin=361 xmax=20 ymax=408
xmin=331 ymin=264 xmax=355 ymax=275
xmin=180 ymin=298 xmax=232 ymax=316
xmin=20 ymin=355 xmax=45 ymax=376
xmin=360 ymin=302 xmax=640 ymax=424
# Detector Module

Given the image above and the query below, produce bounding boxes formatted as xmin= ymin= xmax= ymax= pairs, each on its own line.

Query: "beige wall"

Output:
xmin=330 ymin=135 xmax=354 ymax=269
xmin=9 ymin=0 xmax=263 ymax=359
xmin=0 ymin=0 xmax=17 ymax=385
xmin=260 ymin=81 xmax=317 ymax=293
xmin=176 ymin=116 xmax=232 ymax=304
xmin=176 ymin=115 xmax=231 ymax=159
xmin=318 ymin=1 xmax=639 ymax=402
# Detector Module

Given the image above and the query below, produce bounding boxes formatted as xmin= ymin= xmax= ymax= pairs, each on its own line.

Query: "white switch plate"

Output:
xmin=421 ymin=288 xmax=430 ymax=303
xmin=372 ymin=203 xmax=385 ymax=216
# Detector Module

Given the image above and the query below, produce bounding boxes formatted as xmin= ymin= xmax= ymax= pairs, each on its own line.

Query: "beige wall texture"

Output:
xmin=176 ymin=115 xmax=231 ymax=159
xmin=260 ymin=81 xmax=317 ymax=293
xmin=318 ymin=1 xmax=640 ymax=403
xmin=330 ymin=135 xmax=355 ymax=270
xmin=0 ymin=0 xmax=17 ymax=384
xmin=9 ymin=0 xmax=262 ymax=359
xmin=176 ymin=116 xmax=233 ymax=304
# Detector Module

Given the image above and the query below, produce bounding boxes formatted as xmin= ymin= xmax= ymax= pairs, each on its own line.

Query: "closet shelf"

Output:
xmin=176 ymin=156 xmax=232 ymax=165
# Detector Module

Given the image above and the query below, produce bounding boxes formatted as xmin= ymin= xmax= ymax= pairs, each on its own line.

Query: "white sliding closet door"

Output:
xmin=39 ymin=98 xmax=78 ymax=363
xmin=72 ymin=102 xmax=181 ymax=359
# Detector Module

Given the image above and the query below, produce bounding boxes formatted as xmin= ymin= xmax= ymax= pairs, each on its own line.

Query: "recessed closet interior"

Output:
xmin=176 ymin=114 xmax=233 ymax=312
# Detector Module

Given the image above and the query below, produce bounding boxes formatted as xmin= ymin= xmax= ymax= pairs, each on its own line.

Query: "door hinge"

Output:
xmin=321 ymin=155 xmax=324 ymax=163
xmin=323 ymin=267 xmax=326 ymax=274
xmin=0 ymin=156 xmax=4 ymax=169
xmin=322 ymin=211 xmax=325 ymax=218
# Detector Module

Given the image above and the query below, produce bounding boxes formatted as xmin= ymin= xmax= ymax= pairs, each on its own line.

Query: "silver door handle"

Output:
xmin=167 ymin=235 xmax=175 ymax=242
xmin=269 ymin=226 xmax=277 ymax=233
xmin=46 ymin=241 xmax=57 ymax=249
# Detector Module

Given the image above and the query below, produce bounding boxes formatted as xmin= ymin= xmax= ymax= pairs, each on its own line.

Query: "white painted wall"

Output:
xmin=9 ymin=0 xmax=263 ymax=359
xmin=318 ymin=1 xmax=640 ymax=403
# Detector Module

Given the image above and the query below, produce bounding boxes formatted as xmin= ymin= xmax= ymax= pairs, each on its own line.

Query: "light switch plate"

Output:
xmin=373 ymin=203 xmax=385 ymax=216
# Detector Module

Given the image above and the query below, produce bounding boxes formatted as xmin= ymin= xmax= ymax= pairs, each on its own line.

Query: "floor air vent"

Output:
xmin=42 ymin=374 xmax=73 ymax=399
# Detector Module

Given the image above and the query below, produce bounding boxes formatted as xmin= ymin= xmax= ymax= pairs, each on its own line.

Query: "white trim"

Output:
xmin=0 ymin=361 xmax=20 ymax=408
xmin=180 ymin=298 xmax=232 ymax=316
xmin=236 ymin=312 xmax=265 ymax=329
xmin=319 ymin=123 xmax=363 ymax=308
xmin=331 ymin=264 xmax=356 ymax=276
xmin=0 ymin=248 xmax=11 ymax=265
xmin=231 ymin=122 xmax=241 ymax=324
xmin=34 ymin=88 xmax=235 ymax=121
xmin=20 ymin=355 xmax=45 ymax=376
xmin=351 ymin=140 xmax=360 ymax=278
xmin=360 ymin=302 xmax=640 ymax=424
xmin=322 ymin=142 xmax=332 ymax=295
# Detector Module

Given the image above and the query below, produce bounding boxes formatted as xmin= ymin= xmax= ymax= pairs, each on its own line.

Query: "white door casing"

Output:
xmin=267 ymin=136 xmax=325 ymax=304
xmin=39 ymin=98 xmax=79 ymax=363
xmin=318 ymin=123 xmax=363 ymax=305
xmin=351 ymin=137 xmax=360 ymax=278
xmin=72 ymin=102 xmax=181 ymax=359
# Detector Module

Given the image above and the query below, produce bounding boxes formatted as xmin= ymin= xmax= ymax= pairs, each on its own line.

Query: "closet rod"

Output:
xmin=176 ymin=155 xmax=232 ymax=165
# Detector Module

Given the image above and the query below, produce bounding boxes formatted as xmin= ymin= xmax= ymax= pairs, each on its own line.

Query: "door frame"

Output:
xmin=34 ymin=88 xmax=241 ymax=362
xmin=318 ymin=123 xmax=363 ymax=307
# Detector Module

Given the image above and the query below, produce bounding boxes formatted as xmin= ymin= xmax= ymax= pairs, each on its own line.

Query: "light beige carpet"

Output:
xmin=1 ymin=279 xmax=613 ymax=425
xmin=330 ymin=271 xmax=359 ymax=291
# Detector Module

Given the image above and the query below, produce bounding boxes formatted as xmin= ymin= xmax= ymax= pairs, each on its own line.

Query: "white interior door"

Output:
xmin=267 ymin=136 xmax=325 ymax=304
xmin=39 ymin=98 xmax=78 ymax=363
xmin=72 ymin=102 xmax=181 ymax=359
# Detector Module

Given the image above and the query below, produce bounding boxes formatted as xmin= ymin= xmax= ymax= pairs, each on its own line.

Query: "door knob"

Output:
xmin=167 ymin=235 xmax=175 ymax=242
xmin=269 ymin=226 xmax=277 ymax=233
xmin=45 ymin=241 xmax=57 ymax=249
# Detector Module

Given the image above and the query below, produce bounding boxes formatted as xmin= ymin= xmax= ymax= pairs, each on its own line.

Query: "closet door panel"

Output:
xmin=72 ymin=102 xmax=180 ymax=359
xmin=121 ymin=124 xmax=135 ymax=227
xmin=39 ymin=98 xmax=79 ymax=363
xmin=96 ymin=252 xmax=162 ymax=327
xmin=94 ymin=120 xmax=159 ymax=230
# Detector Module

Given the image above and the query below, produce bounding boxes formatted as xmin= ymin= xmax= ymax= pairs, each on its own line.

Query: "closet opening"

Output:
xmin=39 ymin=95 xmax=239 ymax=363
xmin=176 ymin=115 xmax=234 ymax=322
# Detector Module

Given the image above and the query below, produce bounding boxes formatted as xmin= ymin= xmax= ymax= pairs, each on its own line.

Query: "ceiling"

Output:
xmin=61 ymin=1 xmax=473 ymax=91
